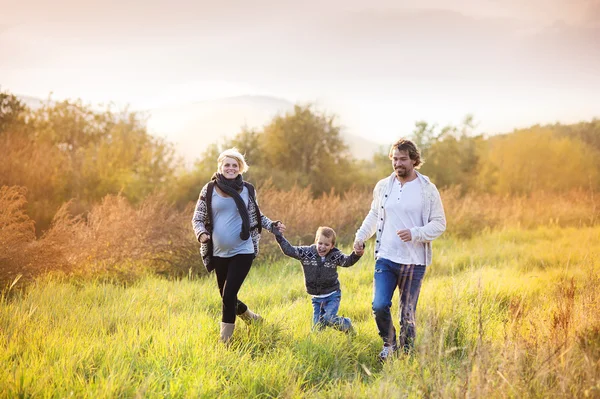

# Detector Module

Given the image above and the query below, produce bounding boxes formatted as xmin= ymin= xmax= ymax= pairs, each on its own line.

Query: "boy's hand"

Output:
xmin=271 ymin=221 xmax=285 ymax=238
xmin=272 ymin=221 xmax=286 ymax=233
xmin=276 ymin=222 xmax=286 ymax=233
xmin=353 ymin=240 xmax=364 ymax=253
xmin=354 ymin=240 xmax=365 ymax=256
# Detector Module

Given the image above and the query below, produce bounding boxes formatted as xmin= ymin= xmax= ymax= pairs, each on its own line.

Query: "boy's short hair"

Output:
xmin=315 ymin=226 xmax=336 ymax=246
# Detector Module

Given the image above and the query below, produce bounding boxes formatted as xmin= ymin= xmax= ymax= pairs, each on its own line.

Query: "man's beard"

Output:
xmin=395 ymin=167 xmax=408 ymax=177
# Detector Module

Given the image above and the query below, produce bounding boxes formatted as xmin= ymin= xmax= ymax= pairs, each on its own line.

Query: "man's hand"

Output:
xmin=397 ymin=229 xmax=412 ymax=242
xmin=199 ymin=232 xmax=211 ymax=243
xmin=354 ymin=240 xmax=364 ymax=253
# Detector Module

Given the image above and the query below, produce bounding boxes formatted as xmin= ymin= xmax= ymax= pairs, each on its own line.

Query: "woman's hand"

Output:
xmin=199 ymin=232 xmax=211 ymax=243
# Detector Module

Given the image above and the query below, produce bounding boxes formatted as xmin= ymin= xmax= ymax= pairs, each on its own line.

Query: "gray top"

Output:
xmin=211 ymin=187 xmax=254 ymax=257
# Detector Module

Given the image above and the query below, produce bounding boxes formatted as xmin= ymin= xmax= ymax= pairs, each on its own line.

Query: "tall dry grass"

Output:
xmin=0 ymin=186 xmax=67 ymax=287
xmin=2 ymin=227 xmax=599 ymax=397
xmin=42 ymin=194 xmax=202 ymax=281
xmin=1 ymin=183 xmax=599 ymax=289
xmin=0 ymin=186 xmax=202 ymax=289
xmin=442 ymin=187 xmax=598 ymax=238
xmin=255 ymin=182 xmax=373 ymax=256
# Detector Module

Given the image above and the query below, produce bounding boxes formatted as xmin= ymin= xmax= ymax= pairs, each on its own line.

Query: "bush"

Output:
xmin=1 ymin=183 xmax=598 ymax=288
xmin=442 ymin=187 xmax=599 ymax=238
xmin=42 ymin=193 xmax=204 ymax=281
xmin=0 ymin=186 xmax=68 ymax=288
xmin=254 ymin=182 xmax=372 ymax=257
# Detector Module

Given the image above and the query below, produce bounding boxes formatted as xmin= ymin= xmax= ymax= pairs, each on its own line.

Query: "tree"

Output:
xmin=1 ymin=90 xmax=180 ymax=232
xmin=224 ymin=125 xmax=264 ymax=166
xmin=260 ymin=105 xmax=354 ymax=194
xmin=476 ymin=127 xmax=600 ymax=194
xmin=167 ymin=143 xmax=222 ymax=207
xmin=0 ymin=92 xmax=27 ymax=134
xmin=411 ymin=120 xmax=444 ymax=160
xmin=411 ymin=115 xmax=483 ymax=192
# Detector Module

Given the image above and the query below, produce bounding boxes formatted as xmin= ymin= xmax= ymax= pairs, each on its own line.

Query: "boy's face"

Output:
xmin=316 ymin=234 xmax=334 ymax=257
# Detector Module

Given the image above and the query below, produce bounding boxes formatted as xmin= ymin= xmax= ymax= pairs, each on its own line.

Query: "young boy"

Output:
xmin=274 ymin=226 xmax=364 ymax=332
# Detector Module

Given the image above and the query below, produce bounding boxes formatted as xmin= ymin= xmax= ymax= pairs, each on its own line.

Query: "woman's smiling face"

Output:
xmin=220 ymin=157 xmax=241 ymax=179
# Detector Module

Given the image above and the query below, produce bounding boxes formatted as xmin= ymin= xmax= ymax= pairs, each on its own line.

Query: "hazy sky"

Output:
xmin=2 ymin=0 xmax=599 ymax=144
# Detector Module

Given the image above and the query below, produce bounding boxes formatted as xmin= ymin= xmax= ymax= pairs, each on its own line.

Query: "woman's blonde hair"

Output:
xmin=217 ymin=148 xmax=249 ymax=174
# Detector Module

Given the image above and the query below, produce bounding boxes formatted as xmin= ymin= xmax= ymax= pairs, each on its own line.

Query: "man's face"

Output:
xmin=391 ymin=148 xmax=416 ymax=179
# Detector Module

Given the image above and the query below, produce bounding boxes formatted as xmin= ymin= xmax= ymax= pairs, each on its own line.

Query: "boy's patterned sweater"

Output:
xmin=274 ymin=233 xmax=361 ymax=296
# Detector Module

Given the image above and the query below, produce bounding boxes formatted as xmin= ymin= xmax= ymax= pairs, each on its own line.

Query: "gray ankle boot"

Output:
xmin=220 ymin=322 xmax=235 ymax=343
xmin=238 ymin=309 xmax=263 ymax=324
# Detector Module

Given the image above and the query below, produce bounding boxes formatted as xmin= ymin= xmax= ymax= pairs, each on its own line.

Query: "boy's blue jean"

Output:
xmin=311 ymin=290 xmax=352 ymax=332
xmin=372 ymin=258 xmax=426 ymax=352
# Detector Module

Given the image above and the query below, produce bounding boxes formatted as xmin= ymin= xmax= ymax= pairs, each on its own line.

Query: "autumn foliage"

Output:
xmin=1 ymin=90 xmax=600 ymax=288
xmin=2 ymin=182 xmax=599 ymax=289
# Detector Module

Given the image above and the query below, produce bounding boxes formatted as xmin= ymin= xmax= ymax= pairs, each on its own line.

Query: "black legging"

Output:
xmin=213 ymin=254 xmax=254 ymax=323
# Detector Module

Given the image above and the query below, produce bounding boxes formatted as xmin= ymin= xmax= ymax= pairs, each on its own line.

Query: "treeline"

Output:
xmin=415 ymin=116 xmax=600 ymax=195
xmin=0 ymin=93 xmax=378 ymax=233
xmin=1 ymin=92 xmax=177 ymax=234
xmin=1 ymin=90 xmax=600 ymax=287
xmin=2 ymin=91 xmax=600 ymax=233
xmin=179 ymin=110 xmax=600 ymax=203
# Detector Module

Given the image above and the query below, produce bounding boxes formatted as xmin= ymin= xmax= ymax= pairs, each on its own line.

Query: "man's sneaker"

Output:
xmin=378 ymin=344 xmax=397 ymax=362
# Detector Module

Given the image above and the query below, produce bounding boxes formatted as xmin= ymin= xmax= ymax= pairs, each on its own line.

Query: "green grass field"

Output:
xmin=2 ymin=226 xmax=600 ymax=398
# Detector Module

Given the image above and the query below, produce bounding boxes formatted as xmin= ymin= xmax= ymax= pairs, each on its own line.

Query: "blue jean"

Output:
xmin=372 ymin=258 xmax=426 ymax=351
xmin=311 ymin=290 xmax=352 ymax=332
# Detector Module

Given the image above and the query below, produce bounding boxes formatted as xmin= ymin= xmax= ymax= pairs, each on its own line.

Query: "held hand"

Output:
xmin=353 ymin=240 xmax=364 ymax=253
xmin=355 ymin=247 xmax=365 ymax=256
xmin=275 ymin=222 xmax=286 ymax=233
xmin=199 ymin=233 xmax=211 ymax=243
xmin=397 ymin=229 xmax=412 ymax=242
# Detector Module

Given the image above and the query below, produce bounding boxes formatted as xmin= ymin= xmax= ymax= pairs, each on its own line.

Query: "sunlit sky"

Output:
xmin=2 ymin=0 xmax=599 ymax=145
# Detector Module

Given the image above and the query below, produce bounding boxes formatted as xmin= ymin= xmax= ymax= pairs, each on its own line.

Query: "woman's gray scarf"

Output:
xmin=211 ymin=173 xmax=251 ymax=240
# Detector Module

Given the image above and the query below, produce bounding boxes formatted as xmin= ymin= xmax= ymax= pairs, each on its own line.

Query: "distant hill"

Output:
xmin=16 ymin=94 xmax=45 ymax=110
xmin=16 ymin=93 xmax=385 ymax=164
xmin=145 ymin=95 xmax=385 ymax=164
xmin=144 ymin=95 xmax=293 ymax=164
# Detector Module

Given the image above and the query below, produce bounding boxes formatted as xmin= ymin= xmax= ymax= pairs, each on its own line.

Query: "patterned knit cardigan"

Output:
xmin=192 ymin=181 xmax=277 ymax=272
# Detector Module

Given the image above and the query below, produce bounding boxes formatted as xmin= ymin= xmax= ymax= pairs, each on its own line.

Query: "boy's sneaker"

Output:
xmin=378 ymin=344 xmax=397 ymax=362
xmin=344 ymin=324 xmax=357 ymax=336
